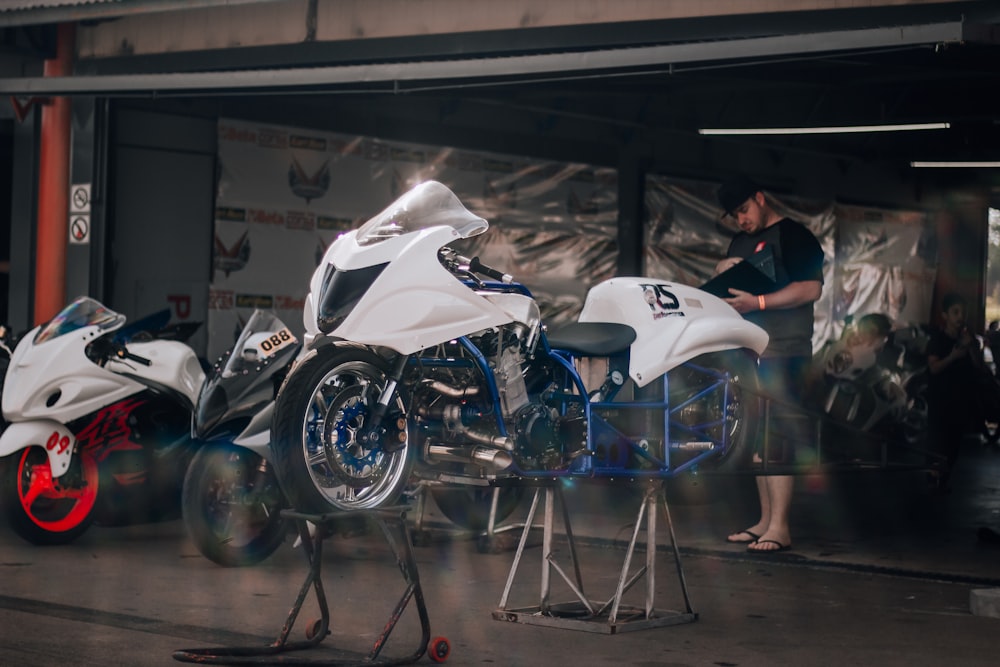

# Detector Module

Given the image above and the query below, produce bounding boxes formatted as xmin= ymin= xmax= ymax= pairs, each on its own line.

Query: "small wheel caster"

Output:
xmin=305 ymin=618 xmax=325 ymax=641
xmin=428 ymin=636 xmax=450 ymax=663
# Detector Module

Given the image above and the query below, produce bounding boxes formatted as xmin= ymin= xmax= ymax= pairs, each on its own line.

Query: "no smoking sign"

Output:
xmin=69 ymin=183 xmax=91 ymax=245
xmin=70 ymin=215 xmax=90 ymax=244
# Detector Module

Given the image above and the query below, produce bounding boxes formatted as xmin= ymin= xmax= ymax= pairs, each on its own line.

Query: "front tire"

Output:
xmin=272 ymin=346 xmax=412 ymax=515
xmin=1 ymin=446 xmax=98 ymax=545
xmin=182 ymin=444 xmax=289 ymax=567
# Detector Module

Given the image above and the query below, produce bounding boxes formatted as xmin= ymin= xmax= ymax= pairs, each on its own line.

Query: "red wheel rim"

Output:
xmin=16 ymin=448 xmax=99 ymax=533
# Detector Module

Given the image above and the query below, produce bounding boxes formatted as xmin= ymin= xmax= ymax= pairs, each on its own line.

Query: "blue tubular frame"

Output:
xmin=457 ymin=336 xmax=509 ymax=437
xmin=543 ymin=350 xmax=734 ymax=479
xmin=431 ymin=279 xmax=737 ymax=479
xmin=406 ymin=337 xmax=509 ymax=438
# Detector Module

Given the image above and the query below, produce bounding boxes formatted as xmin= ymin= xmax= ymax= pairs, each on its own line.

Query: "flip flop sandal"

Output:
xmin=726 ymin=530 xmax=760 ymax=544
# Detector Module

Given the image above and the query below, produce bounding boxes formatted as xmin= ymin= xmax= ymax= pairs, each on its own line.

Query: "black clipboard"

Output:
xmin=699 ymin=259 xmax=777 ymax=298
xmin=748 ymin=244 xmax=776 ymax=282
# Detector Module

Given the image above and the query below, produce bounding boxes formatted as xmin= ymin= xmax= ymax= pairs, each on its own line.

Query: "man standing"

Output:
xmin=926 ymin=292 xmax=995 ymax=479
xmin=714 ymin=175 xmax=824 ymax=553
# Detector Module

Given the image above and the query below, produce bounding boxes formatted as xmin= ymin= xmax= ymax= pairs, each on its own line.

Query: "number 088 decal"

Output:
xmin=252 ymin=328 xmax=297 ymax=358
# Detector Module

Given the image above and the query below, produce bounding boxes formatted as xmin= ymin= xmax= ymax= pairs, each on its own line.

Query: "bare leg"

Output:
xmin=747 ymin=475 xmax=793 ymax=551
xmin=726 ymin=475 xmax=770 ymax=542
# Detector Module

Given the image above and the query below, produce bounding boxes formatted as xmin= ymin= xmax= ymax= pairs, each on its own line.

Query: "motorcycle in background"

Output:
xmin=807 ymin=313 xmax=931 ymax=456
xmin=0 ymin=297 xmax=205 ymax=545
xmin=886 ymin=322 xmax=933 ymax=447
xmin=182 ymin=310 xmax=300 ymax=566
xmin=270 ymin=180 xmax=768 ymax=517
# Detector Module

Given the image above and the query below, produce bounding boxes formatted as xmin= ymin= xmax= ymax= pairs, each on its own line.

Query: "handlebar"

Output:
xmin=468 ymin=256 xmax=513 ymax=284
xmin=86 ymin=336 xmax=153 ymax=367
xmin=114 ymin=346 xmax=153 ymax=367
xmin=440 ymin=248 xmax=513 ymax=284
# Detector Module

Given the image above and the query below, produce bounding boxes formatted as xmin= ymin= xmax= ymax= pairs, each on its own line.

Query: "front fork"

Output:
xmin=359 ymin=353 xmax=410 ymax=452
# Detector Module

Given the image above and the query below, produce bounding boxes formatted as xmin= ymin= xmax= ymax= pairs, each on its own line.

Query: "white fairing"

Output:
xmin=0 ymin=420 xmax=77 ymax=477
xmin=1 ymin=315 xmax=205 ymax=477
xmin=2 ymin=323 xmax=144 ymax=423
xmin=306 ymin=226 xmax=514 ymax=354
xmin=578 ymin=277 xmax=769 ymax=387
xmin=107 ymin=340 xmax=205 ymax=406
xmin=302 ymin=182 xmax=764 ymax=384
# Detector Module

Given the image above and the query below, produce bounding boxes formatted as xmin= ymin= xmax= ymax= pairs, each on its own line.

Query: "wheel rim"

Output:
xmin=670 ymin=362 xmax=745 ymax=454
xmin=16 ymin=447 xmax=98 ymax=533
xmin=203 ymin=450 xmax=281 ymax=548
xmin=300 ymin=360 xmax=408 ymax=510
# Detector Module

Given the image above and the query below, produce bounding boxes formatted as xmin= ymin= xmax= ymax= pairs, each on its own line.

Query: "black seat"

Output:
xmin=546 ymin=322 xmax=636 ymax=356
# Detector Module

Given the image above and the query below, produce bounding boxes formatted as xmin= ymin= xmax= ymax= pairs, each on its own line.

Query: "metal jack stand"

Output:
xmin=492 ymin=482 xmax=698 ymax=634
xmin=173 ymin=507 xmax=450 ymax=665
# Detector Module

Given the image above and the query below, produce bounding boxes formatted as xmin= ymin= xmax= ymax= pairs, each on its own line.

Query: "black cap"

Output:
xmin=717 ymin=175 xmax=762 ymax=215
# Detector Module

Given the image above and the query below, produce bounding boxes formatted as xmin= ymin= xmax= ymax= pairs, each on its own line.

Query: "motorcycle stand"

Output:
xmin=173 ymin=508 xmax=448 ymax=665
xmin=492 ymin=481 xmax=698 ymax=634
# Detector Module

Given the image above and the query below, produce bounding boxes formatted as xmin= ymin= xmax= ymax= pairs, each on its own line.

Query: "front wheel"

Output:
xmin=1 ymin=446 xmax=99 ymax=545
xmin=272 ymin=346 xmax=412 ymax=515
xmin=182 ymin=444 xmax=289 ymax=567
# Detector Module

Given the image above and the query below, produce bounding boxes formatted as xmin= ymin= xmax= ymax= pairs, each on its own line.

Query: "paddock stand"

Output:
xmin=173 ymin=507 xmax=451 ymax=665
xmin=492 ymin=480 xmax=698 ymax=634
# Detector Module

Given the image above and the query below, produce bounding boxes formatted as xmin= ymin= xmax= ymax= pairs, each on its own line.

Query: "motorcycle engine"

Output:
xmin=411 ymin=322 xmax=583 ymax=472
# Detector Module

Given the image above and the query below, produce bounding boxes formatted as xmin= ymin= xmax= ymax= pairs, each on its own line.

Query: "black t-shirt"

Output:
xmin=926 ymin=328 xmax=978 ymax=401
xmin=727 ymin=218 xmax=824 ymax=358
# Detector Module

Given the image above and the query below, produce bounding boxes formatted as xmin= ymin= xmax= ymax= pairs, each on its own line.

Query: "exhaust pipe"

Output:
xmin=425 ymin=444 xmax=514 ymax=470
xmin=424 ymin=380 xmax=481 ymax=399
xmin=417 ymin=404 xmax=514 ymax=451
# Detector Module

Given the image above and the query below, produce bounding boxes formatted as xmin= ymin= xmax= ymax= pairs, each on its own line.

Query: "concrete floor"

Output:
xmin=1 ymin=438 xmax=999 ymax=666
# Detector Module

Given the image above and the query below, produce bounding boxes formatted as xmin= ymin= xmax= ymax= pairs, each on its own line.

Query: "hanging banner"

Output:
xmin=211 ymin=119 xmax=619 ymax=361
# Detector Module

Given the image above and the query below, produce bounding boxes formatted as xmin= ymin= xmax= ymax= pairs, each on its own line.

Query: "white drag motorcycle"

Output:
xmin=0 ymin=297 xmax=204 ymax=545
xmin=271 ymin=181 xmax=769 ymax=516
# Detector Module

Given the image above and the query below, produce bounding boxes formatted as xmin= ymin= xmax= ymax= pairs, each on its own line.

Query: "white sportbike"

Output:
xmin=271 ymin=180 xmax=769 ymax=518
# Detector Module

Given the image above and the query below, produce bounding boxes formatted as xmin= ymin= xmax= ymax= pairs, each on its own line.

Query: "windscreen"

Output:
xmin=355 ymin=180 xmax=488 ymax=246
xmin=35 ymin=297 xmax=125 ymax=344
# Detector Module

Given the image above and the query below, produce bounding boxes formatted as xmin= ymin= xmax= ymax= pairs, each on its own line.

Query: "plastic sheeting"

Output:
xmin=210 ymin=117 xmax=935 ymax=361
xmin=210 ymin=118 xmax=619 ymax=360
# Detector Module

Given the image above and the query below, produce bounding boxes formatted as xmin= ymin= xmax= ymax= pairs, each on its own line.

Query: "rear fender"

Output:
xmin=0 ymin=420 xmax=75 ymax=477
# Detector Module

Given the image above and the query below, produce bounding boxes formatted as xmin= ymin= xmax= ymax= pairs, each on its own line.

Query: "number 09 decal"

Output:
xmin=46 ymin=430 xmax=72 ymax=455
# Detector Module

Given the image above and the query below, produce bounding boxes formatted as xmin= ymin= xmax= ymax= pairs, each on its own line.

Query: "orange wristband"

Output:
xmin=758 ymin=294 xmax=766 ymax=311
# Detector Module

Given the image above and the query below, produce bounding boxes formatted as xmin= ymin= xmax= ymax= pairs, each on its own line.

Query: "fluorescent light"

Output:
xmin=698 ymin=122 xmax=950 ymax=135
xmin=910 ymin=161 xmax=1000 ymax=168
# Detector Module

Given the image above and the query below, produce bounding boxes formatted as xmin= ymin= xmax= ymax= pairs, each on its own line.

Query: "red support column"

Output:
xmin=34 ymin=23 xmax=75 ymax=325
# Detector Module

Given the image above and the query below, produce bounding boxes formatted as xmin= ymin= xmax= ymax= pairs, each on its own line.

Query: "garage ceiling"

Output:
xmin=3 ymin=1 xmax=1000 ymax=202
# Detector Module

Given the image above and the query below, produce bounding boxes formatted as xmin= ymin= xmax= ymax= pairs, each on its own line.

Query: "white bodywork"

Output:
xmin=0 ymin=319 xmax=205 ymax=478
xmin=303 ymin=180 xmax=767 ymax=386
xmin=305 ymin=226 xmax=513 ymax=354
xmin=579 ymin=278 xmax=769 ymax=386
